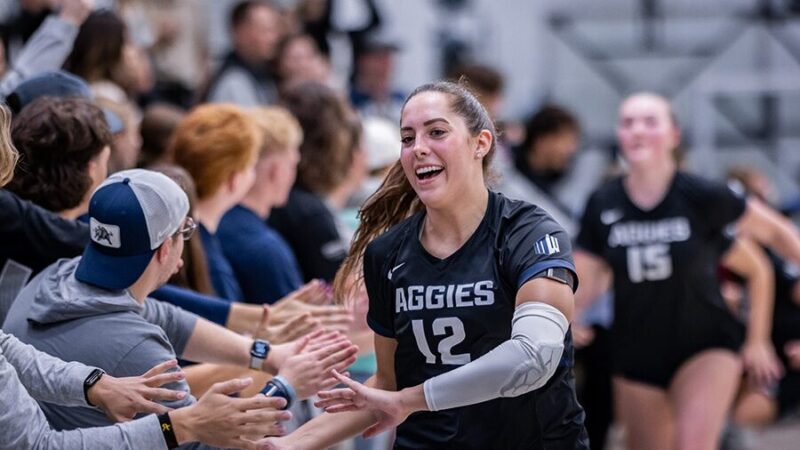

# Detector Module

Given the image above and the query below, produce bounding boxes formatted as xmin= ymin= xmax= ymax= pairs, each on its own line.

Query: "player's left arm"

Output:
xmin=417 ymin=276 xmax=572 ymax=411
xmin=316 ymin=275 xmax=574 ymax=421
xmin=737 ymin=197 xmax=800 ymax=267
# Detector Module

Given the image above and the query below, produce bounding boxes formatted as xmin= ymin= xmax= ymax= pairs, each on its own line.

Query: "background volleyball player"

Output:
xmin=259 ymin=81 xmax=588 ymax=449
xmin=573 ymin=92 xmax=800 ymax=449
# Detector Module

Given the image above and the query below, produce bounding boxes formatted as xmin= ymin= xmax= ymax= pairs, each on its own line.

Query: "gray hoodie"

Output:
xmin=0 ymin=330 xmax=166 ymax=449
xmin=3 ymin=257 xmax=199 ymax=432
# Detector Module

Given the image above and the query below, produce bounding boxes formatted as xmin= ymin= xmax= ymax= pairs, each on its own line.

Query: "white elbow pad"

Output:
xmin=423 ymin=302 xmax=568 ymax=411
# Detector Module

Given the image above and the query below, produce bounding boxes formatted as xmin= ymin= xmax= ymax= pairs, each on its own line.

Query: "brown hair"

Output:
xmin=333 ymin=80 xmax=496 ymax=301
xmin=521 ymin=104 xmax=579 ymax=154
xmin=63 ymin=11 xmax=126 ymax=83
xmin=138 ymin=103 xmax=186 ymax=167
xmin=281 ymin=81 xmax=358 ymax=194
xmin=0 ymin=104 xmax=18 ymax=187
xmin=170 ymin=104 xmax=260 ymax=200
xmin=250 ymin=106 xmax=303 ymax=158
xmin=149 ymin=164 xmax=215 ymax=295
xmin=230 ymin=0 xmax=276 ymax=29
xmin=446 ymin=64 xmax=504 ymax=98
xmin=7 ymin=97 xmax=111 ymax=212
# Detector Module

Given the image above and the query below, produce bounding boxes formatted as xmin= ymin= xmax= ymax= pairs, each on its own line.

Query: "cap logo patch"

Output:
xmin=90 ymin=218 xmax=121 ymax=248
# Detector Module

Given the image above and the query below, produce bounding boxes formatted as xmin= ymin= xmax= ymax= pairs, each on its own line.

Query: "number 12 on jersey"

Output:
xmin=412 ymin=317 xmax=471 ymax=365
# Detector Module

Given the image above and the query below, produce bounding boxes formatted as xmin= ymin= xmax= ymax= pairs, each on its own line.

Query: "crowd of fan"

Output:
xmin=1 ymin=0 xmax=800 ymax=449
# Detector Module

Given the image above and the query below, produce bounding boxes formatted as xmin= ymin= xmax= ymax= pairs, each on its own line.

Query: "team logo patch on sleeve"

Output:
xmin=534 ymin=234 xmax=560 ymax=256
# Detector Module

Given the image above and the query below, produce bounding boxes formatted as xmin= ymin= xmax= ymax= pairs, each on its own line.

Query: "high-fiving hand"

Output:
xmin=314 ymin=370 xmax=411 ymax=439
xmin=87 ymin=359 xmax=187 ymax=422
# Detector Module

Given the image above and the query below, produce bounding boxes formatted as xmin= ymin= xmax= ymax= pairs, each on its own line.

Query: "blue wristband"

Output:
xmin=260 ymin=375 xmax=296 ymax=410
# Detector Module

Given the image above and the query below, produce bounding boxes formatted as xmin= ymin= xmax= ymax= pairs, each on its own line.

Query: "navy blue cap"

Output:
xmin=7 ymin=70 xmax=124 ymax=134
xmin=75 ymin=179 xmax=155 ymax=290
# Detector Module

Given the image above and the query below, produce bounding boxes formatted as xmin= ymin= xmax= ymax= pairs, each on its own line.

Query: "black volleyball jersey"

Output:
xmin=576 ymin=172 xmax=747 ymax=357
xmin=364 ymin=191 xmax=578 ymax=449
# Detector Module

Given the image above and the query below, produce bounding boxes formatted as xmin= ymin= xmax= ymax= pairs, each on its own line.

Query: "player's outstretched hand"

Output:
xmin=315 ymin=370 xmax=410 ymax=439
xmin=87 ymin=359 xmax=187 ymax=422
xmin=170 ymin=377 xmax=292 ymax=449
xmin=275 ymin=332 xmax=359 ymax=398
xmin=742 ymin=340 xmax=784 ymax=387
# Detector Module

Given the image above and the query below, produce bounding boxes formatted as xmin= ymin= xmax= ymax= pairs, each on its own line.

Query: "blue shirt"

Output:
xmin=218 ymin=205 xmax=303 ymax=304
xmin=198 ymin=223 xmax=243 ymax=302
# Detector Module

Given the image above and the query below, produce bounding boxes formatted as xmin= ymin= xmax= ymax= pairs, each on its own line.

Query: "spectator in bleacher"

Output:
xmin=63 ymin=10 xmax=128 ymax=102
xmin=3 ymin=168 xmax=358 ymax=441
xmin=349 ymin=33 xmax=404 ymax=123
xmin=347 ymin=115 xmax=400 ymax=210
xmin=96 ymin=96 xmax=142 ymax=174
xmin=446 ymin=63 xmax=505 ymax=120
xmin=496 ymin=104 xmax=611 ymax=237
xmin=171 ymin=103 xmax=259 ymax=301
xmin=150 ymin=164 xmax=216 ymax=297
xmin=118 ymin=0 xmax=209 ymax=109
xmin=205 ymin=0 xmax=283 ymax=106
xmin=275 ymin=33 xmax=335 ymax=92
xmin=5 ymin=69 xmax=125 ymax=134
xmin=0 ymin=0 xmax=93 ymax=98
xmin=0 ymin=0 xmax=54 ymax=62
xmin=218 ymin=106 xmax=306 ymax=304
xmin=138 ymin=102 xmax=186 ymax=167
xmin=6 ymin=96 xmax=110 ymax=220
xmin=270 ymin=81 xmax=366 ymax=282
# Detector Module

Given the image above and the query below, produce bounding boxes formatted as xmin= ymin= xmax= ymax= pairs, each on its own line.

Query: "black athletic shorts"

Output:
xmin=612 ymin=303 xmax=744 ymax=388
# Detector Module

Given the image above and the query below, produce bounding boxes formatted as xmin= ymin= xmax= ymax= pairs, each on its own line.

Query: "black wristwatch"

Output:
xmin=249 ymin=339 xmax=271 ymax=370
xmin=83 ymin=368 xmax=105 ymax=406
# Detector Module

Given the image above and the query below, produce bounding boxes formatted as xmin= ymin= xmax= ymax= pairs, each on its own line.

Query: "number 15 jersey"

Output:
xmin=365 ymin=191 xmax=580 ymax=449
xmin=576 ymin=172 xmax=747 ymax=386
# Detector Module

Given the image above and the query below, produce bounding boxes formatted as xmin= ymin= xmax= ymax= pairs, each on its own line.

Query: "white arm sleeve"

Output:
xmin=422 ymin=302 xmax=568 ymax=412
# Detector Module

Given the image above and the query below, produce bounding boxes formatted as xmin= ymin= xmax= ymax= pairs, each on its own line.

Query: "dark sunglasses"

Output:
xmin=173 ymin=216 xmax=197 ymax=241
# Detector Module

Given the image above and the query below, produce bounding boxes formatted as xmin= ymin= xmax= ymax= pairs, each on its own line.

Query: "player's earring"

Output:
xmin=475 ymin=150 xmax=482 ymax=158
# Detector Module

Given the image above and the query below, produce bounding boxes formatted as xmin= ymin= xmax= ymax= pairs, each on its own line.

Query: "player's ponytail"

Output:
xmin=333 ymin=159 xmax=422 ymax=301
xmin=334 ymin=80 xmax=496 ymax=302
xmin=0 ymin=104 xmax=19 ymax=187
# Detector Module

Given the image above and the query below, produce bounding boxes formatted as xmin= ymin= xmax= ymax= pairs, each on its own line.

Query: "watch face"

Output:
xmin=251 ymin=341 xmax=269 ymax=358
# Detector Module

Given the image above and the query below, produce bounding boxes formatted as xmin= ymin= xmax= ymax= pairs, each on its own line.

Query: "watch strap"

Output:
xmin=249 ymin=339 xmax=270 ymax=371
xmin=83 ymin=368 xmax=105 ymax=406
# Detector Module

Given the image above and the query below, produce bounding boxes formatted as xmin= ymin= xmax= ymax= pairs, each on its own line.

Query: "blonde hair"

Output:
xmin=170 ymin=104 xmax=261 ymax=200
xmin=0 ymin=104 xmax=18 ymax=187
xmin=250 ymin=106 xmax=303 ymax=158
xmin=333 ymin=81 xmax=496 ymax=301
